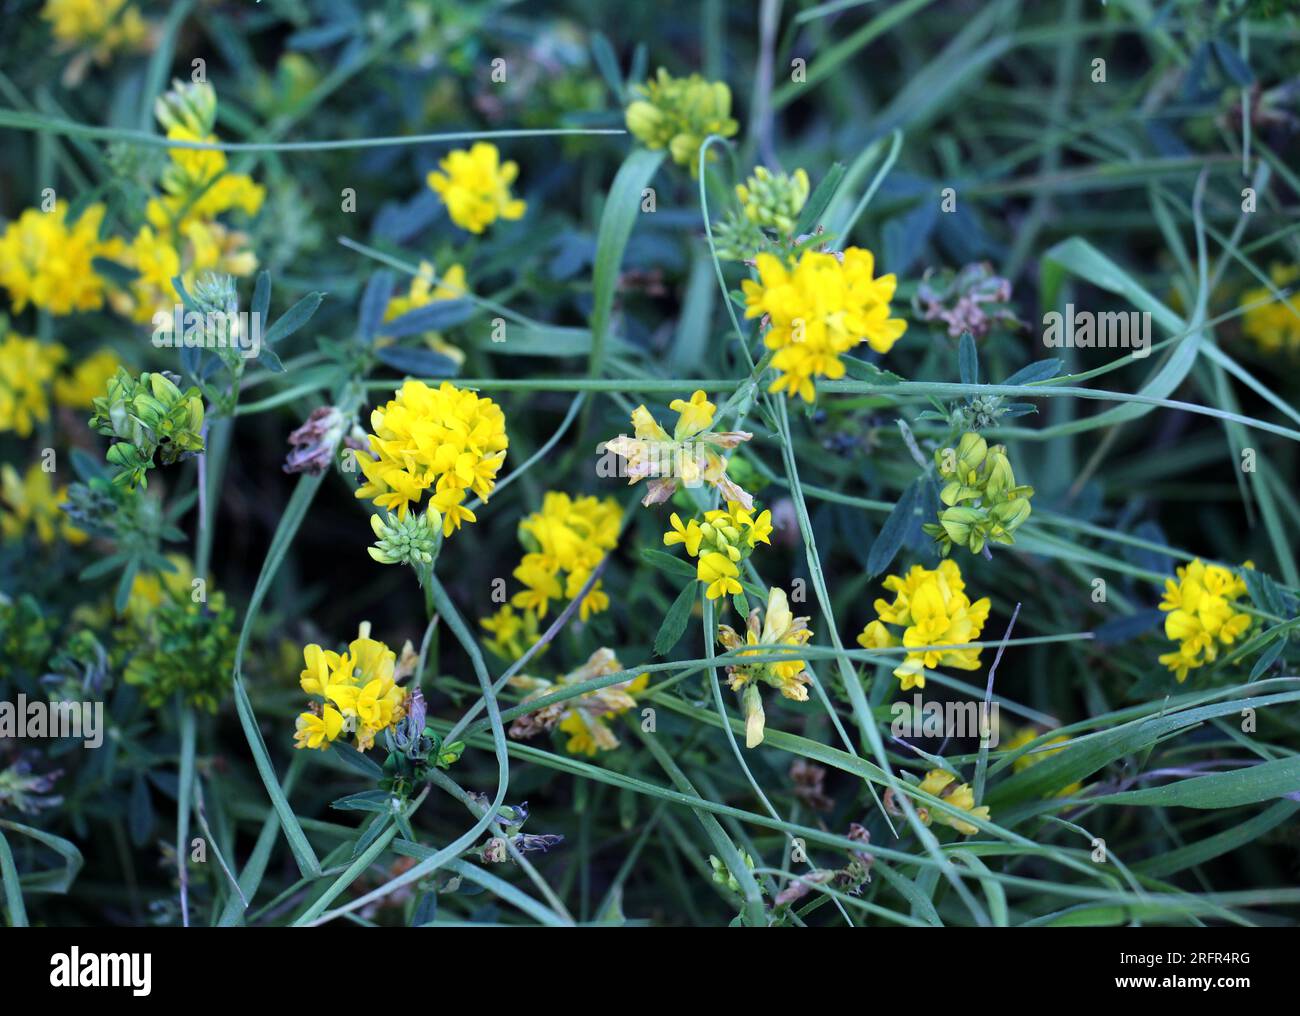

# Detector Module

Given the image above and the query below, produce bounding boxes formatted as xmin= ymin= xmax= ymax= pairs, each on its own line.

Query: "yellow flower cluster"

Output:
xmin=0 ymin=203 xmax=124 ymax=316
xmin=0 ymin=334 xmax=64 ymax=437
xmin=857 ymin=559 xmax=991 ymax=691
xmin=508 ymin=648 xmax=648 ymax=756
xmin=480 ymin=604 xmax=544 ymax=662
xmin=604 ymin=390 xmax=754 ymax=509
xmin=717 ymin=587 xmax=812 ymax=747
xmin=42 ymin=0 xmax=148 ymax=64
xmin=1 ymin=462 xmax=86 ymax=546
xmin=110 ymin=84 xmax=264 ymax=323
xmin=355 ymin=380 xmax=508 ymax=537
xmin=915 ymin=769 xmax=989 ymax=836
xmin=1240 ymin=264 xmax=1300 ymax=354
xmin=383 ymin=261 xmax=469 ymax=365
xmin=427 ymin=143 xmax=526 ymax=234
xmin=293 ymin=625 xmax=408 ymax=752
xmin=664 ymin=501 xmax=772 ymax=600
xmin=510 ymin=491 xmax=621 ymax=622
xmin=625 ymin=68 xmax=738 ymax=174
xmin=1004 ymin=728 xmax=1083 ymax=798
xmin=1158 ymin=558 xmax=1254 ymax=682
xmin=742 ymin=248 xmax=907 ymax=402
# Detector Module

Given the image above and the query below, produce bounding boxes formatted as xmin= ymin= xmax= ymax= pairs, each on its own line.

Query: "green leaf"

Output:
xmin=794 ymin=161 xmax=846 ymax=234
xmin=958 ymin=331 xmax=979 ymax=385
xmin=867 ymin=479 xmax=920 ymax=577
xmin=655 ymin=581 xmax=698 ymax=656
xmin=1002 ymin=359 xmax=1063 ymax=386
xmin=589 ymin=148 xmax=665 ymax=379
xmin=1089 ymin=756 xmax=1300 ymax=809
xmin=332 ymin=741 xmax=384 ymax=780
xmin=640 ymin=547 xmax=699 ymax=583
xmin=264 ymin=292 xmax=326 ymax=347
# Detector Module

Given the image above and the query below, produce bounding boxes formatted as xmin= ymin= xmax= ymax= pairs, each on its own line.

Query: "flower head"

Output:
xmin=1240 ymin=264 xmax=1300 ymax=354
xmin=509 ymin=649 xmax=648 ymax=756
xmin=1157 ymin=558 xmax=1254 ymax=682
xmin=0 ymin=202 xmax=124 ymax=315
xmin=383 ymin=261 xmax=470 ymax=365
xmin=717 ymin=587 xmax=813 ymax=747
xmin=427 ymin=143 xmax=526 ymax=234
xmin=0 ymin=334 xmax=65 ymax=437
xmin=354 ymin=380 xmax=508 ymax=536
xmin=625 ymin=69 xmax=738 ymax=174
xmin=922 ymin=432 xmax=1034 ymax=556
xmin=54 ymin=348 xmax=121 ymax=410
xmin=915 ymin=769 xmax=989 ymax=835
xmin=857 ymin=559 xmax=990 ymax=690
xmin=293 ymin=624 xmax=407 ymax=752
xmin=1 ymin=463 xmax=86 ymax=546
xmin=603 ymin=391 xmax=753 ymax=508
xmin=665 ymin=501 xmax=773 ymax=601
xmin=742 ymin=248 xmax=907 ymax=402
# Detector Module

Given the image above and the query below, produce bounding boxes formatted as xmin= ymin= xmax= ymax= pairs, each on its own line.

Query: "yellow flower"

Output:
xmin=698 ymin=551 xmax=741 ymax=600
xmin=0 ymin=202 xmax=124 ymax=315
xmin=124 ymin=555 xmax=195 ymax=624
xmin=858 ymin=559 xmax=991 ymax=690
xmin=355 ymin=380 xmax=508 ymax=535
xmin=916 ymin=769 xmax=989 ymax=835
xmin=668 ymin=390 xmax=716 ymax=439
xmin=383 ymin=261 xmax=470 ymax=365
xmin=604 ymin=392 xmax=753 ymax=508
xmin=0 ymin=334 xmax=65 ymax=437
xmin=742 ymin=247 xmax=906 ymax=402
xmin=294 ymin=707 xmax=344 ymax=750
xmin=502 ymin=491 xmax=620 ymax=623
xmin=717 ymin=587 xmax=813 ymax=747
xmin=625 ymin=68 xmax=738 ymax=174
xmin=293 ymin=626 xmax=407 ymax=752
xmin=54 ymin=348 xmax=121 ymax=410
xmin=1005 ymin=728 xmax=1083 ymax=797
xmin=1240 ymin=265 xmax=1300 ymax=354
xmin=0 ymin=462 xmax=86 ymax=546
xmin=1157 ymin=558 xmax=1254 ymax=682
xmin=427 ymin=142 xmax=526 ymax=234
xmin=508 ymin=648 xmax=648 ymax=756
xmin=42 ymin=0 xmax=148 ymax=64
xmin=481 ymin=604 xmax=545 ymax=662
xmin=665 ymin=501 xmax=771 ymax=601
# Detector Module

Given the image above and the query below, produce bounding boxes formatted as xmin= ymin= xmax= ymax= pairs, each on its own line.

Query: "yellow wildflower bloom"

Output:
xmin=0 ymin=202 xmax=124 ymax=315
xmin=0 ymin=462 xmax=86 ymax=546
xmin=293 ymin=625 xmax=407 ymax=752
xmin=0 ymin=334 xmax=65 ymax=437
xmin=508 ymin=648 xmax=648 ymax=756
xmin=664 ymin=501 xmax=772 ymax=601
xmin=717 ymin=587 xmax=813 ymax=747
xmin=355 ymin=380 xmax=508 ymax=535
xmin=742 ymin=247 xmax=907 ymax=402
xmin=480 ymin=604 xmax=545 ymax=662
xmin=916 ymin=769 xmax=990 ymax=835
xmin=43 ymin=0 xmax=148 ymax=64
xmin=427 ymin=143 xmax=526 ymax=234
xmin=1240 ymin=265 xmax=1300 ymax=354
xmin=858 ymin=559 xmax=991 ymax=690
xmin=1157 ymin=558 xmax=1254 ymax=682
xmin=54 ymin=348 xmax=122 ymax=410
xmin=625 ymin=68 xmax=738 ymax=174
xmin=294 ymin=706 xmax=344 ymax=750
xmin=506 ymin=491 xmax=620 ymax=622
xmin=604 ymin=391 xmax=754 ymax=508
